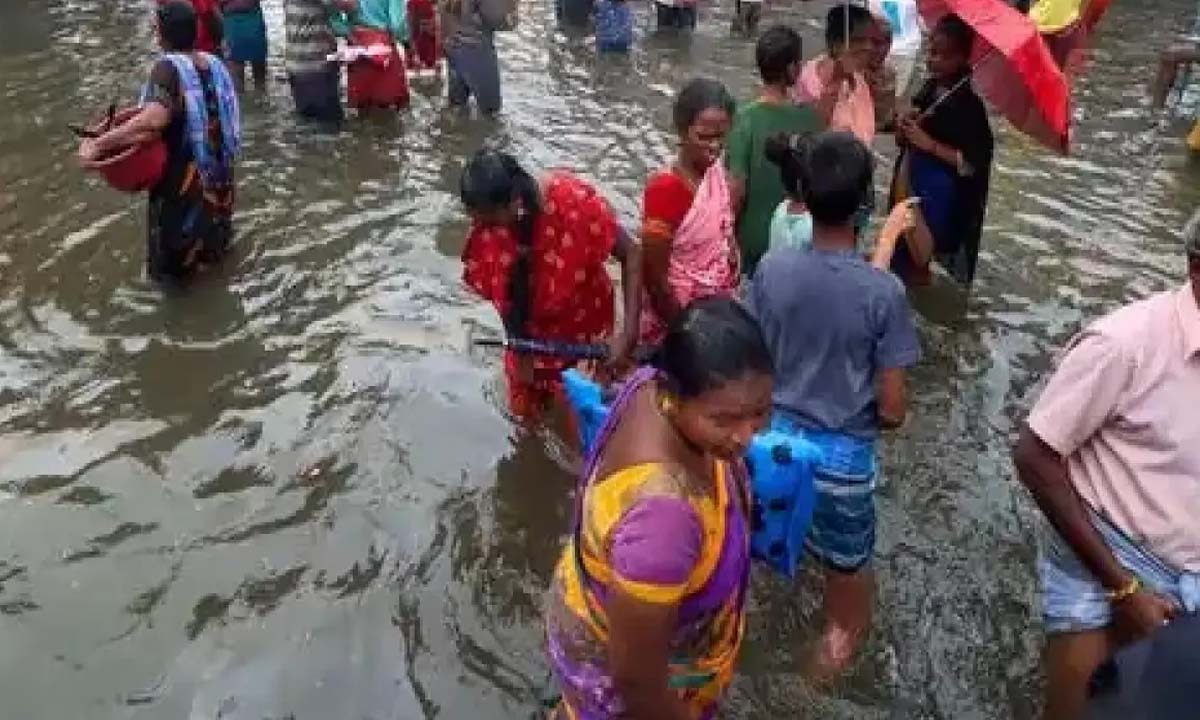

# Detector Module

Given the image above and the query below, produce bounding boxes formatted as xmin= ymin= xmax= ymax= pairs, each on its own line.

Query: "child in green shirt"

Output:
xmin=726 ymin=25 xmax=823 ymax=275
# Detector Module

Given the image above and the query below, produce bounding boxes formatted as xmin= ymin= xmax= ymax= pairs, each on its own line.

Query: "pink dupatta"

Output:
xmin=640 ymin=162 xmax=741 ymax=344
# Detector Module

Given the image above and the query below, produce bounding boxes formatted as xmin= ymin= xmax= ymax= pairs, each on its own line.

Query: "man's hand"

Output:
xmin=1114 ymin=587 xmax=1178 ymax=640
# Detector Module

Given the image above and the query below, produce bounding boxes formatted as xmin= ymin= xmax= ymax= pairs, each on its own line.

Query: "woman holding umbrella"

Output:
xmin=889 ymin=14 xmax=994 ymax=286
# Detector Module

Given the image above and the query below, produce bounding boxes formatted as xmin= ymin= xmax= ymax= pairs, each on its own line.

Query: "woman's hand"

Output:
xmin=601 ymin=335 xmax=635 ymax=383
xmin=1114 ymin=588 xmax=1179 ymax=640
xmin=78 ymin=138 xmax=101 ymax=166
xmin=899 ymin=114 xmax=935 ymax=153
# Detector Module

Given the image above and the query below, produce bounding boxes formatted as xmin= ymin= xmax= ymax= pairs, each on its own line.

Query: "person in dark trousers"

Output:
xmin=79 ymin=0 xmax=241 ymax=284
xmin=220 ymin=0 xmax=268 ymax=90
xmin=285 ymin=0 xmax=357 ymax=123
xmin=441 ymin=0 xmax=513 ymax=115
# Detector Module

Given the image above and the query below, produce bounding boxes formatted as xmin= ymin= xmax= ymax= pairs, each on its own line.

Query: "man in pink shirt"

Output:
xmin=792 ymin=4 xmax=876 ymax=146
xmin=1014 ymin=209 xmax=1200 ymax=720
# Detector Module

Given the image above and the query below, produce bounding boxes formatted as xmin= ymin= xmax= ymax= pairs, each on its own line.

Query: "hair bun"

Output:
xmin=764 ymin=133 xmax=794 ymax=166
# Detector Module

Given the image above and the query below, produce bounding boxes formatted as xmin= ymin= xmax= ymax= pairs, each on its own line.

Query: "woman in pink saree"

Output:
xmin=640 ymin=78 xmax=741 ymax=345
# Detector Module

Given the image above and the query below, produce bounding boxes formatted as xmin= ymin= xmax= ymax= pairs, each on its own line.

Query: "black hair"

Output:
xmin=934 ymin=14 xmax=975 ymax=57
xmin=459 ymin=149 xmax=543 ymax=338
xmin=798 ymin=131 xmax=873 ymax=226
xmin=764 ymin=132 xmax=809 ymax=201
xmin=672 ymin=78 xmax=736 ymax=135
xmin=756 ymin=26 xmax=803 ymax=86
xmin=655 ymin=296 xmax=773 ymax=400
xmin=1184 ymin=208 xmax=1200 ymax=259
xmin=157 ymin=0 xmax=198 ymax=52
xmin=825 ymin=4 xmax=873 ymax=52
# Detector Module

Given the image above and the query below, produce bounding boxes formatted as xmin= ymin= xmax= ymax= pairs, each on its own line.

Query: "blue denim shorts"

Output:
xmin=772 ymin=416 xmax=877 ymax=573
xmin=1039 ymin=511 xmax=1200 ymax=634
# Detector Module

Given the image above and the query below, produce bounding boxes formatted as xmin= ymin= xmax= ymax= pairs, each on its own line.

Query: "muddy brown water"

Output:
xmin=2 ymin=0 xmax=1199 ymax=718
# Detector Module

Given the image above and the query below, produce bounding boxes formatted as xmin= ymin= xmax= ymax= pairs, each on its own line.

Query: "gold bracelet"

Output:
xmin=1106 ymin=576 xmax=1142 ymax=603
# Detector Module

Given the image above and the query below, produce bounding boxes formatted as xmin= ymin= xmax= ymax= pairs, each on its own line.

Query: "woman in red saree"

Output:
xmin=460 ymin=150 xmax=643 ymax=420
xmin=345 ymin=0 xmax=411 ymax=110
xmin=641 ymin=78 xmax=741 ymax=346
xmin=159 ymin=0 xmax=222 ymax=53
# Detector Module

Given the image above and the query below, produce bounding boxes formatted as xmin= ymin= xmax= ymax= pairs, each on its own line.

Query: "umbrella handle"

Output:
xmin=473 ymin=337 xmax=609 ymax=360
xmin=473 ymin=337 xmax=657 ymax=362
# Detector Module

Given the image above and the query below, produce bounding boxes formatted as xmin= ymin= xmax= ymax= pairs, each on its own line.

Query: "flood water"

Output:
xmin=2 ymin=0 xmax=1199 ymax=717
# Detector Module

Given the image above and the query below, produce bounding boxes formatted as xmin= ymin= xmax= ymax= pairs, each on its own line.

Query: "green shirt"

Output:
xmin=726 ymin=100 xmax=822 ymax=273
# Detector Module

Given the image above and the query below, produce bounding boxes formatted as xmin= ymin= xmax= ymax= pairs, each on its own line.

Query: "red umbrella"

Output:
xmin=917 ymin=0 xmax=1072 ymax=153
xmin=1037 ymin=0 xmax=1113 ymax=72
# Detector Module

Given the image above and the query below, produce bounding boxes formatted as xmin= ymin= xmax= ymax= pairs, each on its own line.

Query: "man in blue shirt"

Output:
xmin=748 ymin=130 xmax=921 ymax=682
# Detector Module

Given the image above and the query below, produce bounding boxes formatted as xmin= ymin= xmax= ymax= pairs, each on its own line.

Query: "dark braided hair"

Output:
xmin=764 ymin=131 xmax=813 ymax=202
xmin=460 ymin=149 xmax=543 ymax=337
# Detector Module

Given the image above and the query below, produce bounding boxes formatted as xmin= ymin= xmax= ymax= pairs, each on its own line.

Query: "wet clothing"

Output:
xmin=221 ymin=1 xmax=268 ymax=64
xmin=285 ymin=0 xmax=345 ymax=120
xmin=285 ymin=0 xmax=340 ymax=75
xmin=1026 ymin=286 xmax=1200 ymax=572
xmin=461 ymin=172 xmax=619 ymax=418
xmin=594 ymin=0 xmax=633 ymax=52
xmin=725 ymin=99 xmax=822 ymax=272
xmin=750 ymin=246 xmax=917 ymax=576
xmin=344 ymin=0 xmax=410 ymax=109
xmin=441 ymin=0 xmax=509 ymax=112
xmin=889 ymin=75 xmax=994 ymax=284
xmin=143 ymin=54 xmax=240 ymax=281
xmin=730 ymin=0 xmax=763 ymax=35
xmin=288 ymin=65 xmax=343 ymax=122
xmin=346 ymin=28 xmax=411 ymax=108
xmin=158 ymin=0 xmax=223 ymax=54
xmin=792 ymin=55 xmax=875 ymax=146
xmin=556 ymin=0 xmax=595 ymax=27
xmin=639 ymin=164 xmax=740 ymax=345
xmin=408 ymin=0 xmax=441 ymax=69
xmin=446 ymin=37 xmax=502 ymax=113
xmin=767 ymin=202 xmax=813 ymax=252
xmin=655 ymin=1 xmax=696 ymax=30
xmin=1039 ymin=510 xmax=1200 ymax=634
xmin=352 ymin=0 xmax=409 ymax=37
xmin=771 ymin=414 xmax=877 ymax=572
xmin=545 ymin=368 xmax=751 ymax=720
xmin=748 ymin=246 xmax=920 ymax=440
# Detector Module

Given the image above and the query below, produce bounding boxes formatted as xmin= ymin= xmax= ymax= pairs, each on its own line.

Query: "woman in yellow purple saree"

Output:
xmin=543 ymin=297 xmax=774 ymax=720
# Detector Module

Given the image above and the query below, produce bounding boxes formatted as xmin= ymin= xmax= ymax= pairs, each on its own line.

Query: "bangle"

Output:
xmin=1106 ymin=576 xmax=1142 ymax=603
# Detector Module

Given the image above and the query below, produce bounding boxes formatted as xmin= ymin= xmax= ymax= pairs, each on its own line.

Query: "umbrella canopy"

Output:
xmin=917 ymin=0 xmax=1071 ymax=153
